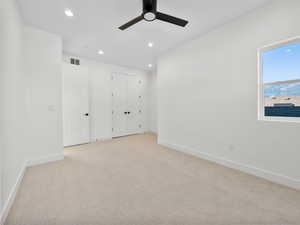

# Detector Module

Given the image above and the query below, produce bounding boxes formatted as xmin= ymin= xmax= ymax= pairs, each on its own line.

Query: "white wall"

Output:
xmin=63 ymin=55 xmax=151 ymax=141
xmin=157 ymin=0 xmax=300 ymax=188
xmin=0 ymin=0 xmax=27 ymax=215
xmin=0 ymin=0 xmax=63 ymax=220
xmin=24 ymin=27 xmax=63 ymax=162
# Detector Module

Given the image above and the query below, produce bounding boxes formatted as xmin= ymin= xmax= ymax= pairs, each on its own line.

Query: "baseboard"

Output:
xmin=149 ymin=129 xmax=158 ymax=134
xmin=158 ymin=140 xmax=300 ymax=190
xmin=91 ymin=137 xmax=112 ymax=142
xmin=27 ymin=153 xmax=64 ymax=167
xmin=0 ymin=154 xmax=64 ymax=225
xmin=0 ymin=162 xmax=27 ymax=225
xmin=146 ymin=131 xmax=157 ymax=136
xmin=100 ymin=137 xmax=113 ymax=141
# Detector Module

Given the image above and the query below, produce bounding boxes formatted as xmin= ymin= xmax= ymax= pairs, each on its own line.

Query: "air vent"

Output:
xmin=70 ymin=58 xmax=80 ymax=65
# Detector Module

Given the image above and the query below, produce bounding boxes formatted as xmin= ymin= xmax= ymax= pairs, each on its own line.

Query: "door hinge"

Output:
xmin=112 ymin=93 xmax=114 ymax=97
xmin=112 ymin=110 xmax=114 ymax=114
xmin=112 ymin=128 xmax=114 ymax=132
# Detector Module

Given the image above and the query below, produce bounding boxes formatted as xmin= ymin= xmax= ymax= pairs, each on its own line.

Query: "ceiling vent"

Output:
xmin=70 ymin=58 xmax=80 ymax=65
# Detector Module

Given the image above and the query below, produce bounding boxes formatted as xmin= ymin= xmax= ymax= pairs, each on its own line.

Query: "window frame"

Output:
xmin=258 ymin=36 xmax=300 ymax=123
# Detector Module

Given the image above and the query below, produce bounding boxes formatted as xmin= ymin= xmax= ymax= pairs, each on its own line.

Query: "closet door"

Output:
xmin=127 ymin=76 xmax=143 ymax=135
xmin=62 ymin=63 xmax=90 ymax=146
xmin=112 ymin=74 xmax=143 ymax=137
xmin=112 ymin=74 xmax=128 ymax=137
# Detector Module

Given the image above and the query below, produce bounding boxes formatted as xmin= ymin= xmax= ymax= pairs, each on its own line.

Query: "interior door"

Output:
xmin=112 ymin=74 xmax=128 ymax=137
xmin=63 ymin=63 xmax=90 ymax=146
xmin=126 ymin=76 xmax=142 ymax=135
xmin=112 ymin=74 xmax=143 ymax=137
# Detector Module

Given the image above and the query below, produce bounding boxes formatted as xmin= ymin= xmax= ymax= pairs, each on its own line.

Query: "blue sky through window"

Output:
xmin=263 ymin=41 xmax=300 ymax=83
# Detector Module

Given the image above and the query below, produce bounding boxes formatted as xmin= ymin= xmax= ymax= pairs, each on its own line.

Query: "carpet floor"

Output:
xmin=5 ymin=133 xmax=300 ymax=225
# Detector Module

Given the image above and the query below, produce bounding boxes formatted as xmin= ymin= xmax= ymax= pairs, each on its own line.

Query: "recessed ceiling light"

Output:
xmin=148 ymin=64 xmax=153 ymax=68
xmin=64 ymin=9 xmax=74 ymax=17
xmin=98 ymin=50 xmax=104 ymax=55
xmin=148 ymin=42 xmax=154 ymax=48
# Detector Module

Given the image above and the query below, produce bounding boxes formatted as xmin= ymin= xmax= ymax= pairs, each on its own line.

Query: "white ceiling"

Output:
xmin=18 ymin=0 xmax=272 ymax=70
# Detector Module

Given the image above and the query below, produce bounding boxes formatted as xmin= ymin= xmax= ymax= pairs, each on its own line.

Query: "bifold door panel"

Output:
xmin=63 ymin=63 xmax=90 ymax=146
xmin=112 ymin=74 xmax=143 ymax=137
xmin=112 ymin=74 xmax=128 ymax=137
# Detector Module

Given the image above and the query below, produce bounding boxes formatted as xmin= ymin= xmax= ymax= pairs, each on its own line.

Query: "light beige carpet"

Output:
xmin=5 ymin=134 xmax=300 ymax=225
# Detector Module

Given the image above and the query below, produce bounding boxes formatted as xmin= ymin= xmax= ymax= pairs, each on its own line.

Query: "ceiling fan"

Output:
xmin=119 ymin=0 xmax=189 ymax=30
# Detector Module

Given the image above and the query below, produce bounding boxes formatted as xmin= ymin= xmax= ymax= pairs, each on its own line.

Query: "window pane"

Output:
xmin=262 ymin=41 xmax=300 ymax=117
xmin=263 ymin=42 xmax=300 ymax=83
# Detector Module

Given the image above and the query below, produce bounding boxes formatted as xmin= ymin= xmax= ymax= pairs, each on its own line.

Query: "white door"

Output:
xmin=127 ymin=76 xmax=142 ymax=134
xmin=112 ymin=74 xmax=128 ymax=137
xmin=112 ymin=74 xmax=143 ymax=137
xmin=63 ymin=63 xmax=90 ymax=146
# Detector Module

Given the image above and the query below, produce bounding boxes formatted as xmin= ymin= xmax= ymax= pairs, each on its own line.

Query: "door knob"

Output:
xmin=124 ymin=112 xmax=128 ymax=114
xmin=128 ymin=112 xmax=131 ymax=114
xmin=85 ymin=113 xmax=89 ymax=116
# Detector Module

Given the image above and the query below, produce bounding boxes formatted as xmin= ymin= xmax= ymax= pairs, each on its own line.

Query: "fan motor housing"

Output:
xmin=143 ymin=12 xmax=156 ymax=21
xmin=143 ymin=0 xmax=157 ymax=21
xmin=143 ymin=0 xmax=157 ymax=13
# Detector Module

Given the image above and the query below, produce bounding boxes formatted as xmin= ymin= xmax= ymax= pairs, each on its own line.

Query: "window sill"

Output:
xmin=258 ymin=116 xmax=300 ymax=123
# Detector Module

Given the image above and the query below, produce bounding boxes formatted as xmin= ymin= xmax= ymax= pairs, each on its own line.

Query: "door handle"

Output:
xmin=127 ymin=112 xmax=131 ymax=114
xmin=85 ymin=113 xmax=89 ymax=116
xmin=124 ymin=112 xmax=128 ymax=114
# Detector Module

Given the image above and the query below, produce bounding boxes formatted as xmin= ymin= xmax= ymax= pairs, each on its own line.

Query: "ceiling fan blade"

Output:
xmin=119 ymin=16 xmax=143 ymax=30
xmin=156 ymin=12 xmax=188 ymax=27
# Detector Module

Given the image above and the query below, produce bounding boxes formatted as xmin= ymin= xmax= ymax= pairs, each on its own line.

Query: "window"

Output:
xmin=258 ymin=37 xmax=300 ymax=122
